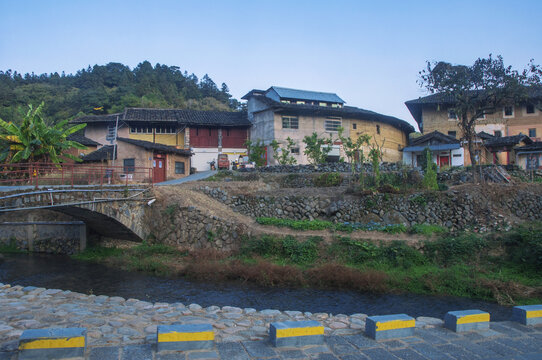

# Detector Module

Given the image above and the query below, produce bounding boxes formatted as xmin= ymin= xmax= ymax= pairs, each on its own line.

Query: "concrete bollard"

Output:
xmin=365 ymin=314 xmax=415 ymax=340
xmin=157 ymin=324 xmax=214 ymax=352
xmin=269 ymin=320 xmax=324 ymax=347
xmin=18 ymin=327 xmax=86 ymax=359
xmin=512 ymin=305 xmax=542 ymax=326
xmin=444 ymin=310 xmax=490 ymax=332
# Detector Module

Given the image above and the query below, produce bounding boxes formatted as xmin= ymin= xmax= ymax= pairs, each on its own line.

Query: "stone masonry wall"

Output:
xmin=199 ymin=186 xmax=542 ymax=232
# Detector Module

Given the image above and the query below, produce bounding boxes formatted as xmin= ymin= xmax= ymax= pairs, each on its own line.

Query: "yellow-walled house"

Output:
xmin=243 ymin=86 xmax=414 ymax=165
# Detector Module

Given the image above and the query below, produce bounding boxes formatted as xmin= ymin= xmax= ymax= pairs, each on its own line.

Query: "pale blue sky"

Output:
xmin=1 ymin=0 xmax=541 ymax=128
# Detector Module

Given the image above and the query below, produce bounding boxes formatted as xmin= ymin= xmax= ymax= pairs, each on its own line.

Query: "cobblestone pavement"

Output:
xmin=0 ymin=283 xmax=541 ymax=359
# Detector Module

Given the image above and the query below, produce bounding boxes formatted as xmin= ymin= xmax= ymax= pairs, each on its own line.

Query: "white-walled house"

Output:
xmin=403 ymin=131 xmax=464 ymax=168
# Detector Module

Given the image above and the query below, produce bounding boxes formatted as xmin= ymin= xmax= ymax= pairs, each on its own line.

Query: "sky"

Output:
xmin=1 ymin=0 xmax=541 ymax=129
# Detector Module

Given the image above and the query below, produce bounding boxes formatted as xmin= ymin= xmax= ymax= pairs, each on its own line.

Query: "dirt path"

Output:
xmin=154 ymin=185 xmax=427 ymax=244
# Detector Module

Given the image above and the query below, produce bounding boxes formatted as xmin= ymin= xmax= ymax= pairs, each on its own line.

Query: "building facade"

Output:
xmin=243 ymin=86 xmax=414 ymax=165
xmin=405 ymin=92 xmax=542 ymax=166
xmin=72 ymin=108 xmax=250 ymax=172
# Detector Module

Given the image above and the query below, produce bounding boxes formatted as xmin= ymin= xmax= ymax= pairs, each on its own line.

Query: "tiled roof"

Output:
xmin=249 ymin=95 xmax=414 ymax=133
xmin=123 ymin=108 xmax=251 ymax=127
xmin=71 ymin=113 xmax=122 ymax=124
xmin=66 ymin=133 xmax=101 ymax=147
xmin=484 ymin=134 xmax=533 ymax=148
xmin=269 ymin=86 xmax=345 ymax=104
xmin=117 ymin=138 xmax=192 ymax=156
xmin=410 ymin=131 xmax=459 ymax=146
xmin=515 ymin=142 xmax=542 ymax=152
xmin=82 ymin=145 xmax=116 ymax=162
xmin=476 ymin=131 xmax=495 ymax=140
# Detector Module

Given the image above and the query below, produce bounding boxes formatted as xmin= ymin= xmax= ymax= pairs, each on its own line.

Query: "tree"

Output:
xmin=303 ymin=132 xmax=333 ymax=165
xmin=422 ymin=148 xmax=438 ymax=190
xmin=337 ymin=127 xmax=371 ymax=179
xmin=368 ymin=138 xmax=385 ymax=187
xmin=244 ymin=139 xmax=267 ymax=167
xmin=419 ymin=55 xmax=541 ymax=175
xmin=0 ymin=102 xmax=87 ymax=163
xmin=270 ymin=137 xmax=297 ymax=165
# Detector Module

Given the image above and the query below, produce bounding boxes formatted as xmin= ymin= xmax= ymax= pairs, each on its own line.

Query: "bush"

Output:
xmin=314 ymin=172 xmax=343 ymax=187
xmin=240 ymin=235 xmax=321 ymax=264
xmin=423 ymin=234 xmax=488 ymax=266
xmin=500 ymin=223 xmax=542 ymax=270
xmin=379 ymin=241 xmax=427 ymax=268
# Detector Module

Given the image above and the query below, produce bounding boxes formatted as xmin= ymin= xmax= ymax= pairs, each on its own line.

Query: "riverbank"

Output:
xmin=0 ymin=283 xmax=541 ymax=360
xmin=71 ymin=221 xmax=542 ymax=306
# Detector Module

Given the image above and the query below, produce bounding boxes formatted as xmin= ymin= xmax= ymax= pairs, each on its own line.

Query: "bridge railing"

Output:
xmin=0 ymin=162 xmax=153 ymax=188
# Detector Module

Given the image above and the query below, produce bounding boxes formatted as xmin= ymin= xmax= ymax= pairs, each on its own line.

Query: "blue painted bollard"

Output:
xmin=365 ymin=314 xmax=415 ymax=340
xmin=444 ymin=310 xmax=490 ymax=332
xmin=18 ymin=327 xmax=86 ymax=360
xmin=512 ymin=305 xmax=542 ymax=326
xmin=269 ymin=320 xmax=324 ymax=347
xmin=157 ymin=324 xmax=214 ymax=352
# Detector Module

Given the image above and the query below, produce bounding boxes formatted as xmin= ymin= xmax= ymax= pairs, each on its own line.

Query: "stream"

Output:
xmin=0 ymin=253 xmax=512 ymax=320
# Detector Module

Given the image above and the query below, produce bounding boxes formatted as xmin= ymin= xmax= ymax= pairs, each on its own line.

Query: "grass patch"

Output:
xmin=410 ymin=224 xmax=449 ymax=236
xmin=256 ymin=217 xmax=407 ymax=234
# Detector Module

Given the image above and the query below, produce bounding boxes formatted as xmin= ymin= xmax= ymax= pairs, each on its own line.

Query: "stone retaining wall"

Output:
xmin=0 ymin=221 xmax=87 ymax=254
xmin=199 ymin=186 xmax=542 ymax=232
xmin=146 ymin=205 xmax=247 ymax=251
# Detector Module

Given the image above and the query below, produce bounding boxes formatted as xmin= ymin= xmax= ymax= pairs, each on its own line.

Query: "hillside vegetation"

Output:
xmin=0 ymin=61 xmax=241 ymax=124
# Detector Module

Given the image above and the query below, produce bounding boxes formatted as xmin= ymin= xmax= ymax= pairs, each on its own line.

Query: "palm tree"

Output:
xmin=0 ymin=102 xmax=87 ymax=163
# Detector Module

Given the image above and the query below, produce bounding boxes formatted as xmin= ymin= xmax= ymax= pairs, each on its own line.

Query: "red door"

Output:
xmin=439 ymin=155 xmax=449 ymax=166
xmin=153 ymin=156 xmax=166 ymax=183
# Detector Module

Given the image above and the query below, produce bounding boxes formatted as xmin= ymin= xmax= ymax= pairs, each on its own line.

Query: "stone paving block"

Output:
xmin=0 ymin=352 xmax=16 ymax=360
xmin=341 ymin=354 xmax=369 ymax=360
xmin=302 ymin=345 xmax=330 ymax=355
xmin=310 ymin=353 xmax=340 ymax=360
xmin=496 ymin=337 xmax=542 ymax=353
xmin=514 ymin=354 xmax=542 ymax=360
xmin=121 ymin=344 xmax=153 ymax=360
xmin=216 ymin=342 xmax=250 ymax=360
xmin=476 ymin=340 xmax=517 ymax=357
xmin=512 ymin=305 xmax=542 ymax=326
xmin=241 ymin=340 xmax=277 ymax=358
xmin=390 ymin=348 xmax=430 ymax=360
xmin=380 ymin=339 xmax=405 ymax=349
xmin=444 ymin=310 xmax=490 ymax=333
xmin=342 ymin=334 xmax=382 ymax=349
xmin=410 ymin=343 xmax=455 ymax=360
xmin=436 ymin=343 xmax=478 ymax=359
xmin=156 ymin=353 xmax=187 ymax=360
xmin=186 ymin=350 xmax=219 ymax=360
xmin=88 ymin=346 xmax=121 ymax=360
xmin=269 ymin=320 xmax=324 ymax=347
xmin=158 ymin=324 xmax=214 ymax=352
xmin=490 ymin=323 xmax=524 ymax=337
xmin=413 ymin=329 xmax=449 ymax=345
xmin=365 ymin=314 xmax=415 ymax=340
xmin=448 ymin=339 xmax=502 ymax=360
xmin=278 ymin=349 xmax=305 ymax=359
xmin=360 ymin=347 xmax=401 ymax=360
xmin=18 ymin=327 xmax=86 ymax=360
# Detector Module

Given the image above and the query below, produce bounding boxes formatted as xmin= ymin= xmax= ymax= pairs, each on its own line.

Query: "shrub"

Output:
xmin=410 ymin=224 xmax=449 ymax=236
xmin=500 ymin=222 xmax=542 ymax=270
xmin=314 ymin=172 xmax=343 ymax=187
xmin=379 ymin=241 xmax=427 ymax=268
xmin=423 ymin=234 xmax=488 ymax=266
xmin=282 ymin=236 xmax=321 ymax=264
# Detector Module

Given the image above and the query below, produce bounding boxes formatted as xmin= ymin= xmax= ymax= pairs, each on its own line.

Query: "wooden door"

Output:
xmin=153 ymin=156 xmax=166 ymax=183
xmin=439 ymin=155 xmax=449 ymax=166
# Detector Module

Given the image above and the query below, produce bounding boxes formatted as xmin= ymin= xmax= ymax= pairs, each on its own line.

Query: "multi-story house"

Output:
xmin=72 ymin=108 xmax=250 ymax=180
xmin=405 ymin=92 xmax=542 ymax=166
xmin=242 ymin=86 xmax=414 ymax=165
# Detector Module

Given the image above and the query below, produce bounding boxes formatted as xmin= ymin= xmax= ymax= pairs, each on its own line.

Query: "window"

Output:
xmin=324 ymin=117 xmax=342 ymax=132
xmin=129 ymin=126 xmax=152 ymax=134
xmin=526 ymin=104 xmax=535 ymax=114
xmin=175 ymin=161 xmax=185 ymax=174
xmin=226 ymin=129 xmax=230 ymax=136
xmin=448 ymin=110 xmax=457 ymax=119
xmin=494 ymin=130 xmax=502 ymax=138
xmin=503 ymin=106 xmax=514 ymax=117
xmin=282 ymin=116 xmax=299 ymax=129
xmin=208 ymin=129 xmax=212 ymax=136
xmin=529 ymin=128 xmax=537 ymax=138
xmin=123 ymin=158 xmax=135 ymax=173
xmin=156 ymin=126 xmax=176 ymax=134
xmin=319 ymin=102 xmax=328 ymax=107
xmin=296 ymin=101 xmax=305 ymax=105
xmin=290 ymin=147 xmax=300 ymax=155
xmin=448 ymin=131 xmax=457 ymax=138
xmin=352 ymin=123 xmax=357 ymax=130
xmin=376 ymin=124 xmax=381 ymax=135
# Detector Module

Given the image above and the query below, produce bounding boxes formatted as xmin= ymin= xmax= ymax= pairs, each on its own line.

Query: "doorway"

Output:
xmin=153 ymin=155 xmax=166 ymax=183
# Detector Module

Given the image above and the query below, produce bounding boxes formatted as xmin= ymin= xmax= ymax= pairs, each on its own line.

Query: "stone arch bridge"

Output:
xmin=0 ymin=186 xmax=154 ymax=241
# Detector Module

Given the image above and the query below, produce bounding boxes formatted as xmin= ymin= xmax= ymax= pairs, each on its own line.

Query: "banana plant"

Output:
xmin=0 ymin=102 xmax=87 ymax=163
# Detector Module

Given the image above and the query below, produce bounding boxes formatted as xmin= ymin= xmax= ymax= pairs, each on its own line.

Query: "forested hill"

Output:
xmin=0 ymin=61 xmax=242 ymax=124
